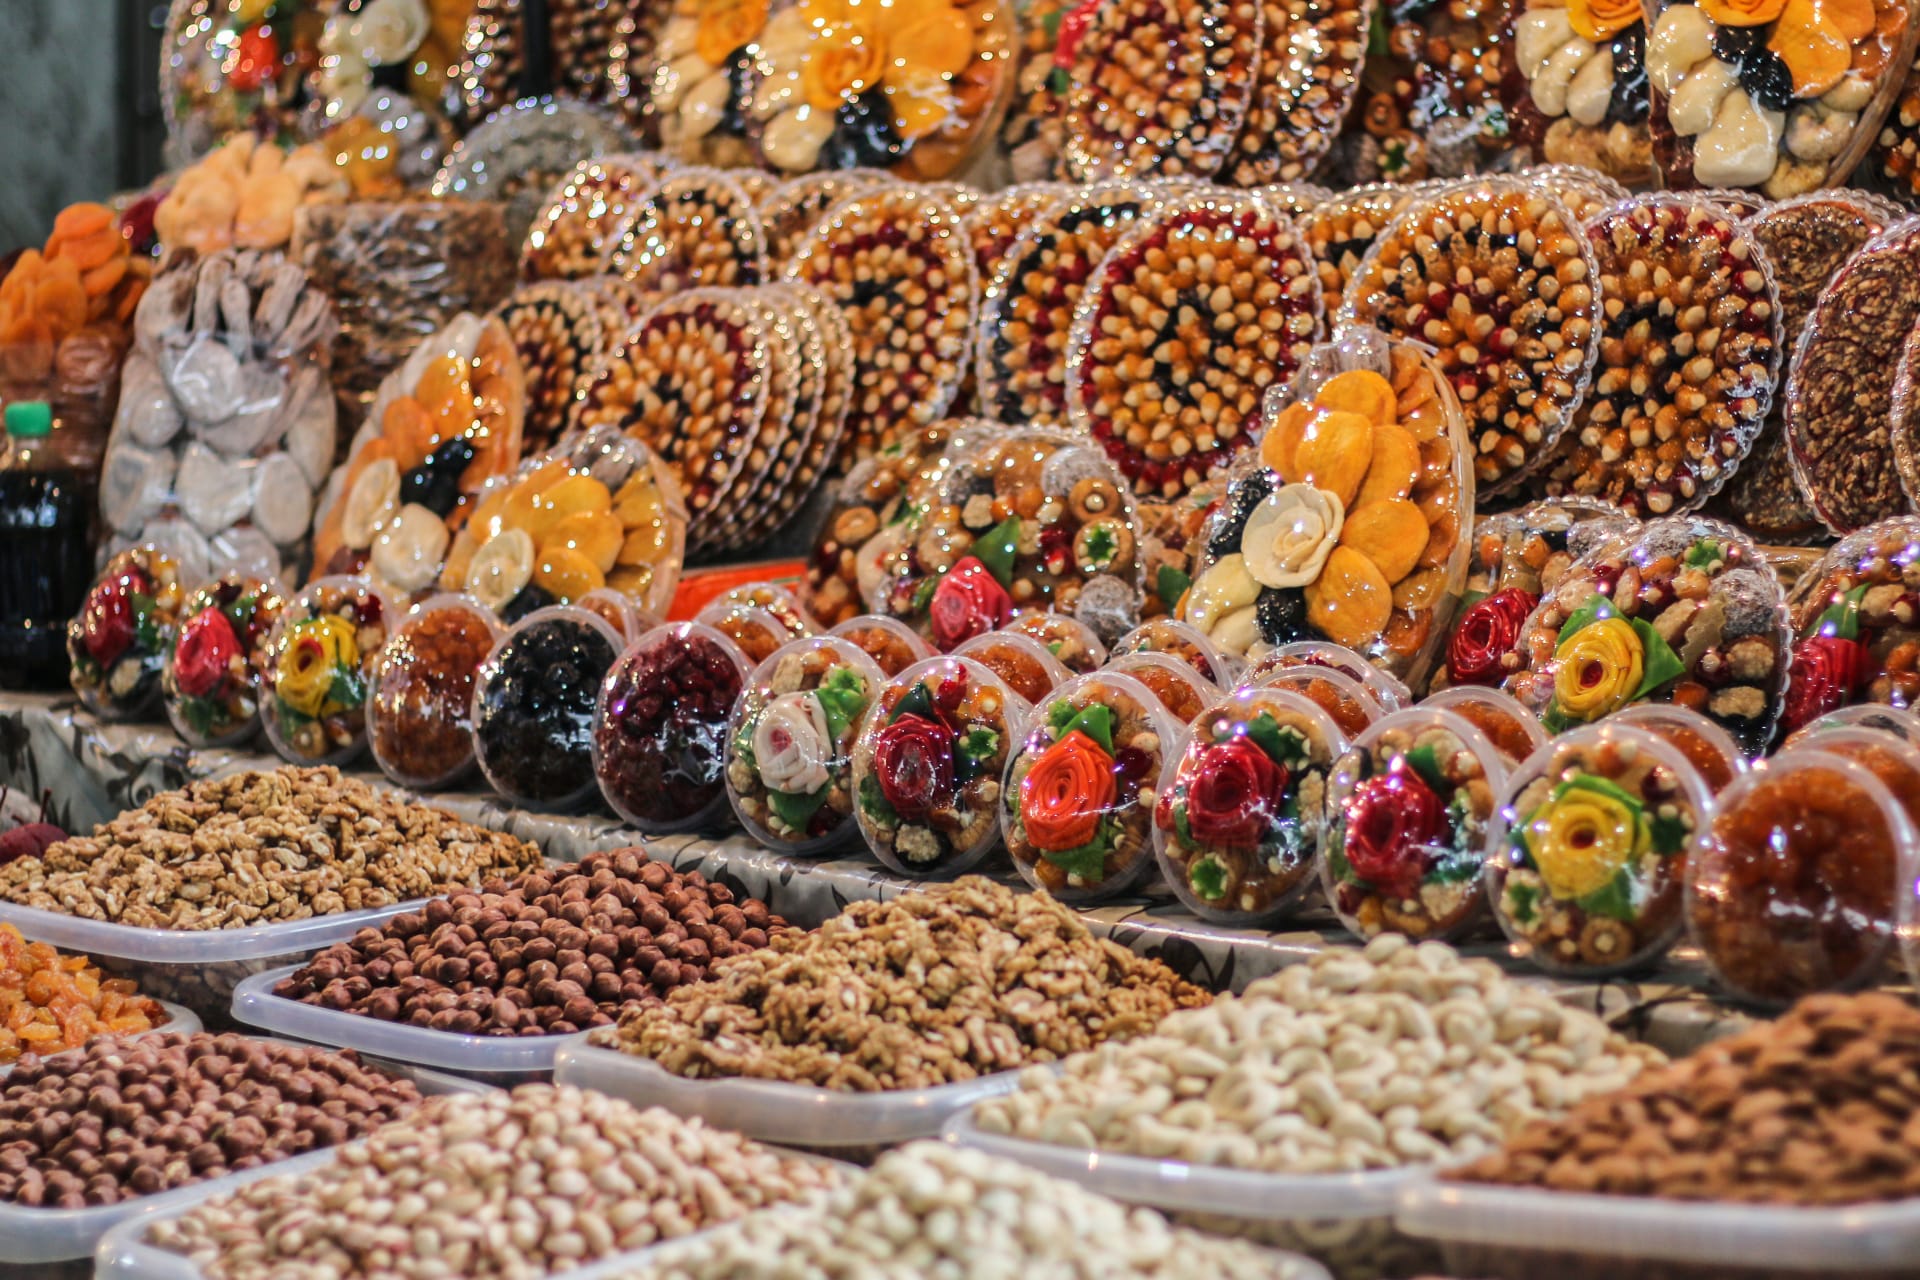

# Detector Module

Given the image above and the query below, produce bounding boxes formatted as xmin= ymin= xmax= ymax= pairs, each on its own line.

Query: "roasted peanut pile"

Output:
xmin=631 ymin=1141 xmax=1317 ymax=1280
xmin=592 ymin=878 xmax=1210 ymax=1090
xmin=973 ymin=934 xmax=1664 ymax=1172
xmin=0 ymin=769 xmax=543 ymax=930
xmin=1451 ymin=992 xmax=1920 ymax=1204
xmin=146 ymin=1085 xmax=841 ymax=1279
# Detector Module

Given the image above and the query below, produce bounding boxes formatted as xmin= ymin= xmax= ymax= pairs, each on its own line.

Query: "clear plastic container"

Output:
xmin=552 ymin=1038 xmax=1023 ymax=1151
xmin=1249 ymin=664 xmax=1381 ymax=740
xmin=1686 ymin=748 xmax=1917 ymax=1007
xmin=851 ymin=655 xmax=1032 ymax=878
xmin=826 ymin=615 xmax=934 ymax=677
xmin=1780 ymin=515 xmax=1920 ymax=734
xmin=1794 ymin=726 xmax=1920 ymax=836
xmin=954 ymin=630 xmax=1072 ymax=705
xmin=1247 ymin=640 xmax=1413 ymax=710
xmin=260 ymin=575 xmax=397 ymax=767
xmin=1104 ymin=652 xmax=1218 ymax=726
xmin=725 ymin=636 xmax=887 ymax=857
xmin=593 ymin=622 xmax=752 ymax=834
xmin=1154 ymin=687 xmax=1348 ymax=925
xmin=1786 ymin=701 xmax=1920 ymax=747
xmin=1322 ymin=707 xmax=1509 ymax=942
xmin=366 ymin=593 xmax=501 ymax=791
xmin=160 ymin=573 xmax=286 ymax=750
xmin=1007 ymin=608 xmax=1111 ymax=674
xmin=1612 ymin=703 xmax=1748 ymax=793
xmin=472 ymin=604 xmax=623 ymax=811
xmin=713 ymin=584 xmax=818 ymax=641
xmin=1004 ymin=671 xmax=1181 ymax=904
xmin=1421 ymin=686 xmax=1550 ymax=767
xmin=67 ymin=546 xmax=191 ymax=721
xmin=575 ymin=588 xmax=647 ymax=643
xmin=1488 ymin=724 xmax=1710 ymax=977
xmin=693 ymin=603 xmax=793 ymax=669
xmin=1396 ymin=1176 xmax=1920 ymax=1280
xmin=1108 ymin=617 xmax=1237 ymax=689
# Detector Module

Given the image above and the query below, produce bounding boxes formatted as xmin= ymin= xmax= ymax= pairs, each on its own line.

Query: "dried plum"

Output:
xmin=1257 ymin=587 xmax=1310 ymax=645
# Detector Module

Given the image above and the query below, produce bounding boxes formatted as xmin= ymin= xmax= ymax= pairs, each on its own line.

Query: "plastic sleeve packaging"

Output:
xmin=1501 ymin=0 xmax=1654 ymax=183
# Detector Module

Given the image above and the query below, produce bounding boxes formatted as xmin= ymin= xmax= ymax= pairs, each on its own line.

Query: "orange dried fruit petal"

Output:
xmin=1822 ymin=0 xmax=1876 ymax=38
xmin=1354 ymin=421 xmax=1424 ymax=507
xmin=381 ymin=396 xmax=440 ymax=467
xmin=1261 ymin=402 xmax=1315 ymax=477
xmin=82 ymin=257 xmax=128 ymax=300
xmin=415 ymin=353 xmax=472 ymax=416
xmin=538 ymin=475 xmax=614 ymax=522
xmin=52 ymin=203 xmax=114 ymax=243
xmin=1305 ymin=546 xmax=1394 ymax=647
xmin=607 ymin=564 xmax=658 ymax=596
xmin=532 ymin=545 xmax=607 ymax=599
xmin=619 ymin=524 xmax=670 ymax=566
xmin=542 ymin=511 xmax=624 ymax=573
xmin=1294 ymin=410 xmax=1375 ymax=507
xmin=1341 ymin=498 xmax=1432 ymax=585
xmin=1313 ymin=369 xmax=1398 ymax=424
xmin=1772 ymin=2 xmax=1851 ymax=94
xmin=52 ymin=228 xmax=121 ymax=273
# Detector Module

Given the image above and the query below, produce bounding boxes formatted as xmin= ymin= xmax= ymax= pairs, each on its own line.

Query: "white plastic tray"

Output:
xmin=1395 ymin=1178 xmax=1920 ymax=1275
xmin=231 ymin=965 xmax=565 ymax=1078
xmin=553 ymin=1040 xmax=1023 ymax=1149
xmin=0 ymin=998 xmax=200 ymax=1080
xmin=2 ymin=1052 xmax=484 ymax=1265
xmin=0 ymin=900 xmax=421 ymax=965
xmin=943 ymin=1111 xmax=1427 ymax=1220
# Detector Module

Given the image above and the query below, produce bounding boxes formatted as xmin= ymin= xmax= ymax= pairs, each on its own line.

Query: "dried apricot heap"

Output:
xmin=0 ymin=924 xmax=168 ymax=1064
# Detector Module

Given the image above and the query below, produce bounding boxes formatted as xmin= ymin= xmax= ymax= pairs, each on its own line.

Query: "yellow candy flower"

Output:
xmin=1524 ymin=784 xmax=1648 ymax=900
xmin=276 ymin=615 xmax=361 ymax=719
xmin=1553 ymin=616 xmax=1644 ymax=722
xmin=697 ymin=0 xmax=771 ymax=65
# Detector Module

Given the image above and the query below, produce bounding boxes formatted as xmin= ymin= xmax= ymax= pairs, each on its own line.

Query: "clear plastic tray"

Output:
xmin=229 ymin=966 xmax=565 ymax=1081
xmin=551 ymin=1039 xmax=1022 ymax=1150
xmin=1395 ymin=1177 xmax=1920 ymax=1278
xmin=0 ymin=999 xmax=200 ymax=1080
xmin=5 ymin=1052 xmax=482 ymax=1267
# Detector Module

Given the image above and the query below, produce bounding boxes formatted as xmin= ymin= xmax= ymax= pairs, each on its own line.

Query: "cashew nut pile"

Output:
xmin=972 ymin=934 xmax=1665 ymax=1173
xmin=591 ymin=877 xmax=1211 ymax=1090
xmin=626 ymin=1141 xmax=1320 ymax=1280
xmin=144 ymin=1085 xmax=842 ymax=1279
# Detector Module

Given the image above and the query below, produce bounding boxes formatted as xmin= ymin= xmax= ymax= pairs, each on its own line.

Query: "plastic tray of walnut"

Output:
xmin=1066 ymin=188 xmax=1324 ymax=498
xmin=1505 ymin=0 xmax=1654 ymax=184
xmin=1503 ymin=515 xmax=1790 ymax=756
xmin=1644 ymin=0 xmax=1916 ymax=198
xmin=1339 ymin=178 xmax=1602 ymax=499
xmin=1534 ymin=194 xmax=1783 ymax=517
xmin=1180 ymin=328 xmax=1471 ymax=686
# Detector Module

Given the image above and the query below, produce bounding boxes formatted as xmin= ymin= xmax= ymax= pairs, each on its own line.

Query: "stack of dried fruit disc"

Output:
xmin=962 ymin=183 xmax=1068 ymax=288
xmin=608 ymin=167 xmax=769 ymax=292
xmin=1224 ymin=0 xmax=1369 ymax=186
xmin=492 ymin=282 xmax=613 ymax=456
xmin=520 ymin=154 xmax=665 ymax=281
xmin=786 ymin=185 xmax=979 ymax=463
xmin=1066 ymin=190 xmax=1324 ymax=497
xmin=754 ymin=170 xmax=896 ymax=270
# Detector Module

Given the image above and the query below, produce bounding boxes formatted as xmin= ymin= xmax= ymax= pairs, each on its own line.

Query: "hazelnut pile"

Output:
xmin=1451 ymin=992 xmax=1920 ymax=1204
xmin=591 ymin=877 xmax=1210 ymax=1091
xmin=785 ymin=186 xmax=978 ymax=462
xmin=0 ymin=1032 xmax=422 ymax=1207
xmin=0 ymin=768 xmax=542 ymax=930
xmin=493 ymin=280 xmax=612 ymax=455
xmin=1068 ymin=195 xmax=1323 ymax=496
xmin=1535 ymin=195 xmax=1782 ymax=516
xmin=273 ymin=850 xmax=784 ymax=1036
xmin=607 ymin=168 xmax=768 ymax=293
xmin=1340 ymin=181 xmax=1602 ymax=496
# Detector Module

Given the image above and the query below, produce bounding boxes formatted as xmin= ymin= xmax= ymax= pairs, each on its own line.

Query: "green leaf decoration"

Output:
xmin=954 ymin=726 xmax=1000 ymax=784
xmin=1082 ymin=525 xmax=1117 ymax=567
xmin=1683 ymin=539 xmax=1724 ymax=571
xmin=1174 ymin=803 xmax=1192 ymax=845
xmin=1368 ymin=5 xmax=1389 ymax=55
xmin=1190 ymin=856 xmax=1230 ymax=902
xmin=1555 ymin=595 xmax=1616 ymax=653
xmin=1405 ymin=744 xmax=1449 ymax=793
xmin=178 ymin=694 xmax=217 ymax=738
xmin=1047 ymin=65 xmax=1069 ymax=96
xmin=768 ymin=787 xmax=831 ymax=833
xmin=890 ymin=499 xmax=927 ymax=529
xmin=1507 ymin=879 xmax=1541 ymax=926
xmin=1483 ymin=102 xmax=1510 ymax=138
xmin=327 ymin=666 xmax=365 ymax=711
xmin=1041 ymin=821 xmax=1117 ymax=881
xmin=1054 ymin=703 xmax=1115 ymax=755
xmin=1430 ymin=851 xmax=1483 ymax=884
xmin=1042 ymin=5 xmax=1065 ymax=40
xmin=910 ymin=577 xmax=939 ymax=614
xmin=1457 ymin=588 xmax=1489 ymax=614
xmin=889 ymin=682 xmax=936 ymax=725
xmin=859 ymin=772 xmax=896 ymax=822
xmin=1540 ymin=702 xmax=1573 ymax=734
xmin=1629 ymin=619 xmax=1685 ymax=700
xmin=132 ymin=594 xmax=160 ymax=654
xmin=1245 ymin=713 xmax=1309 ymax=768
xmin=1327 ymin=837 xmax=1355 ymax=883
xmin=1812 ymin=584 xmax=1871 ymax=641
xmin=1554 ymin=773 xmax=1644 ymax=819
xmin=1578 ymin=868 xmax=1638 ymax=922
xmin=815 ymin=667 xmax=870 ymax=745
xmin=975 ymin=516 xmax=1024 ymax=588
xmin=224 ymin=596 xmax=256 ymax=633
xmin=1157 ymin=565 xmax=1192 ymax=609
xmin=1049 ymin=700 xmax=1078 ymax=736
xmin=1650 ymin=809 xmax=1691 ymax=857
xmin=732 ymin=720 xmax=757 ymax=771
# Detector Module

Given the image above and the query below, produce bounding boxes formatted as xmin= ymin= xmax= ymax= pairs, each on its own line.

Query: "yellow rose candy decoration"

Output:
xmin=1700 ymin=0 xmax=1788 ymax=26
xmin=1553 ymin=615 xmax=1644 ymax=721
xmin=1524 ymin=783 xmax=1648 ymax=900
xmin=804 ymin=17 xmax=889 ymax=108
xmin=276 ymin=615 xmax=361 ymax=719
xmin=1571 ymin=0 xmax=1645 ymax=39
xmin=699 ymin=0 xmax=772 ymax=65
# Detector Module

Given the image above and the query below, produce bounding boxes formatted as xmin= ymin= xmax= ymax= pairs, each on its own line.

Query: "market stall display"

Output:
xmin=160 ymin=572 xmax=286 ymax=749
xmin=1506 ymin=0 xmax=1653 ymax=183
xmin=594 ymin=621 xmax=750 ymax=833
xmin=364 ymin=593 xmax=499 ymax=790
xmin=67 ymin=546 xmax=190 ymax=722
xmin=458 ymin=0 xmax=656 ymax=130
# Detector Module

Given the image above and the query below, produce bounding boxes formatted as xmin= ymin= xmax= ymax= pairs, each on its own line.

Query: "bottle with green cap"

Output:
xmin=0 ymin=400 xmax=98 ymax=689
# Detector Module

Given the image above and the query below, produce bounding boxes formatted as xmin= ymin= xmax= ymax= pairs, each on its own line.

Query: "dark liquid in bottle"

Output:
xmin=0 ymin=467 xmax=95 ymax=690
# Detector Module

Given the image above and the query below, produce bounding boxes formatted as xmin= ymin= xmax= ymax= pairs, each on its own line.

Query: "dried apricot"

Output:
xmin=52 ymin=202 xmax=114 ymax=243
xmin=1262 ymin=402 xmax=1315 ymax=476
xmin=619 ymin=524 xmax=671 ymax=566
xmin=1293 ymin=410 xmax=1375 ymax=506
xmin=1313 ymin=369 xmax=1398 ymax=424
xmin=543 ymin=511 xmax=624 ymax=573
xmin=1340 ymin=499 xmax=1430 ymax=584
xmin=1771 ymin=0 xmax=1851 ymax=95
xmin=381 ymin=396 xmax=440 ymax=467
xmin=532 ymin=545 xmax=607 ymax=599
xmin=1305 ymin=546 xmax=1394 ymax=647
xmin=1823 ymin=0 xmax=1876 ymax=38
xmin=1354 ymin=422 xmax=1423 ymax=507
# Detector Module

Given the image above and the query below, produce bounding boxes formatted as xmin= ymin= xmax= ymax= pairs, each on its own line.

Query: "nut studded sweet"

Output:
xmin=1449 ymin=992 xmax=1920 ymax=1205
xmin=1340 ymin=181 xmax=1602 ymax=497
xmin=0 ymin=1032 xmax=423 ymax=1207
xmin=520 ymin=155 xmax=663 ymax=282
xmin=0 ymin=768 xmax=542 ymax=930
xmin=1299 ymin=183 xmax=1420 ymax=301
xmin=1535 ymin=196 xmax=1782 ymax=516
xmin=1224 ymin=0 xmax=1370 ymax=185
xmin=493 ymin=280 xmax=611 ymax=456
xmin=1785 ymin=219 xmax=1920 ymax=536
xmin=785 ymin=186 xmax=977 ymax=461
xmin=607 ymin=168 xmax=768 ymax=293
xmin=1068 ymin=194 xmax=1323 ymax=496
xmin=273 ymin=850 xmax=786 ymax=1035
xmin=592 ymin=877 xmax=1210 ymax=1091
xmin=143 ymin=1086 xmax=842 ymax=1277
xmin=1062 ymin=0 xmax=1262 ymax=182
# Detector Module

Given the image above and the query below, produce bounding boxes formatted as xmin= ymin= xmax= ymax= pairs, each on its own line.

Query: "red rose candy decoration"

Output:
xmin=80 ymin=567 xmax=152 ymax=668
xmin=173 ymin=608 xmax=241 ymax=699
xmin=871 ymin=713 xmax=957 ymax=819
xmin=1342 ymin=768 xmax=1447 ymax=899
xmin=1447 ymin=589 xmax=1538 ymax=686
xmin=1782 ymin=634 xmax=1869 ymax=733
xmin=929 ymin=557 xmax=1013 ymax=650
xmin=1185 ymin=737 xmax=1288 ymax=849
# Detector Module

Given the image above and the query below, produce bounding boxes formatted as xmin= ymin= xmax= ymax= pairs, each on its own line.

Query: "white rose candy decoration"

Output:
xmin=351 ymin=0 xmax=430 ymax=65
xmin=1243 ymin=482 xmax=1345 ymax=588
xmin=753 ymin=691 xmax=835 ymax=796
